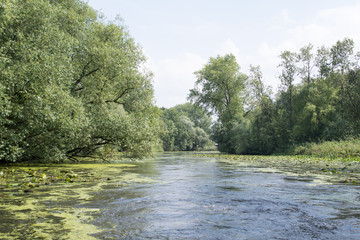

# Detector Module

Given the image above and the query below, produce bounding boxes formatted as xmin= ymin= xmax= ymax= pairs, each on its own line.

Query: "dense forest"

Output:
xmin=1 ymin=0 xmax=359 ymax=163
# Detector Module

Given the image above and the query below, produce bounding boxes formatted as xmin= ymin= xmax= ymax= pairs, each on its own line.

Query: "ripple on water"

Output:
xmin=2 ymin=153 xmax=360 ymax=239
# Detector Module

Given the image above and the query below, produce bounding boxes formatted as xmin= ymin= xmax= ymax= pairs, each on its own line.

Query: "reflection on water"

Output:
xmin=1 ymin=152 xmax=360 ymax=239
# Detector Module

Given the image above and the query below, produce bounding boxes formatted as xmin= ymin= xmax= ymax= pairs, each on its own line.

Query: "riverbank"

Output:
xmin=291 ymin=138 xmax=360 ymax=159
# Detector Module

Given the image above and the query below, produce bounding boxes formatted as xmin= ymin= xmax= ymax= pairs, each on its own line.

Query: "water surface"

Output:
xmin=1 ymin=152 xmax=360 ymax=239
xmin=89 ymin=153 xmax=360 ymax=239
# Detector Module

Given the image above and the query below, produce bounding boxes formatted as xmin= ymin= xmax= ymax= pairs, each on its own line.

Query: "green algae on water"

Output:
xmin=0 ymin=161 xmax=155 ymax=239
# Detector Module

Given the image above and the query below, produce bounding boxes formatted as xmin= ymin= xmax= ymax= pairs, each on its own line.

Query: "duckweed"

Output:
xmin=0 ymin=161 xmax=155 ymax=239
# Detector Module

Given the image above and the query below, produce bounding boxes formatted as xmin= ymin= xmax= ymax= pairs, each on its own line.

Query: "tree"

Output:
xmin=344 ymin=69 xmax=360 ymax=133
xmin=0 ymin=0 xmax=161 ymax=162
xmin=329 ymin=38 xmax=356 ymax=119
xmin=297 ymin=44 xmax=315 ymax=84
xmin=189 ymin=54 xmax=247 ymax=123
xmin=278 ymin=50 xmax=297 ymax=140
xmin=189 ymin=54 xmax=248 ymax=153
xmin=315 ymin=46 xmax=332 ymax=78
xmin=172 ymin=103 xmax=212 ymax=135
xmin=160 ymin=104 xmax=213 ymax=151
xmin=331 ymin=38 xmax=355 ymax=74
xmin=245 ymin=66 xmax=277 ymax=154
xmin=246 ymin=65 xmax=273 ymax=112
xmin=292 ymin=79 xmax=339 ymax=142
xmin=187 ymin=38 xmax=360 ymax=155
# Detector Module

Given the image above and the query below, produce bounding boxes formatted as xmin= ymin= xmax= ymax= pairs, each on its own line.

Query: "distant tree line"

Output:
xmin=160 ymin=103 xmax=214 ymax=151
xmin=189 ymin=38 xmax=360 ymax=155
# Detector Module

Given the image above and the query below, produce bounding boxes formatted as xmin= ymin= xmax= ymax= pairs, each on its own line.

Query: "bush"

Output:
xmin=293 ymin=138 xmax=360 ymax=159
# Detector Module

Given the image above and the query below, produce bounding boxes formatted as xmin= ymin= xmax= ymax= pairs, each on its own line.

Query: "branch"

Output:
xmin=73 ymin=59 xmax=100 ymax=92
xmin=12 ymin=79 xmax=32 ymax=97
xmin=105 ymin=87 xmax=134 ymax=104
xmin=66 ymin=136 xmax=116 ymax=158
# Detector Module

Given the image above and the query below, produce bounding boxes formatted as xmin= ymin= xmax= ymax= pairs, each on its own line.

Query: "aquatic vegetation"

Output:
xmin=0 ymin=162 xmax=155 ymax=239
xmin=194 ymin=153 xmax=360 ymax=185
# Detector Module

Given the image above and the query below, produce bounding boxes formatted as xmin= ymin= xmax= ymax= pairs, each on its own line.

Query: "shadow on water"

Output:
xmin=1 ymin=152 xmax=360 ymax=239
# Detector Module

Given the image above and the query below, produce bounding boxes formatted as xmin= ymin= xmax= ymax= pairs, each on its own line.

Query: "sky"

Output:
xmin=87 ymin=0 xmax=360 ymax=108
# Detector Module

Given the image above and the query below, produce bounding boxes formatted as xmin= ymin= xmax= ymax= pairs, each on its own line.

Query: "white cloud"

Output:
xmin=215 ymin=39 xmax=240 ymax=59
xmin=254 ymin=2 xmax=360 ymax=91
xmin=148 ymin=2 xmax=360 ymax=107
xmin=316 ymin=3 xmax=360 ymax=24
xmin=288 ymin=3 xmax=360 ymax=47
xmin=215 ymin=39 xmax=253 ymax=71
xmin=150 ymin=53 xmax=207 ymax=108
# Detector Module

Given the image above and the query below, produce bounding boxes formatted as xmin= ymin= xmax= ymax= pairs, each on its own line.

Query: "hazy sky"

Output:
xmin=87 ymin=0 xmax=360 ymax=108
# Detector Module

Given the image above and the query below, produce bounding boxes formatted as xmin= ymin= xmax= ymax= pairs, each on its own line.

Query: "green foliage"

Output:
xmin=330 ymin=38 xmax=355 ymax=73
xmin=293 ymin=139 xmax=360 ymax=159
xmin=278 ymin=50 xmax=297 ymax=133
xmin=242 ymin=66 xmax=277 ymax=154
xmin=172 ymin=103 xmax=212 ymax=135
xmin=248 ymin=104 xmax=278 ymax=154
xmin=189 ymin=54 xmax=247 ymax=153
xmin=3 ymin=0 xmax=359 ymax=162
xmin=315 ymin=46 xmax=332 ymax=78
xmin=0 ymin=0 xmax=161 ymax=162
xmin=270 ymin=39 xmax=360 ymax=153
xmin=190 ymin=38 xmax=360 ymax=156
xmin=343 ymin=69 xmax=360 ymax=132
xmin=297 ymin=44 xmax=315 ymax=84
xmin=211 ymin=121 xmax=236 ymax=153
xmin=189 ymin=54 xmax=247 ymax=123
xmin=292 ymin=79 xmax=338 ymax=142
xmin=160 ymin=103 xmax=214 ymax=151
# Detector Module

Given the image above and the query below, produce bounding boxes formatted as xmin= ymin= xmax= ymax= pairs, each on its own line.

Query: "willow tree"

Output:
xmin=0 ymin=0 xmax=161 ymax=162
xmin=189 ymin=54 xmax=247 ymax=153
xmin=189 ymin=54 xmax=246 ymax=123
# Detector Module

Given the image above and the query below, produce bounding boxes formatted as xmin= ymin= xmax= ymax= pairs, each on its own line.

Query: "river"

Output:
xmin=1 ymin=152 xmax=360 ymax=239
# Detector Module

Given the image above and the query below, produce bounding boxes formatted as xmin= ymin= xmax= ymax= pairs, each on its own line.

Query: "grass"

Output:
xmin=293 ymin=138 xmax=360 ymax=160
